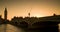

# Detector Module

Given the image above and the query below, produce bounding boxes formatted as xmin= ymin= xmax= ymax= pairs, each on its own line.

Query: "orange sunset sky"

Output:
xmin=0 ymin=0 xmax=60 ymax=20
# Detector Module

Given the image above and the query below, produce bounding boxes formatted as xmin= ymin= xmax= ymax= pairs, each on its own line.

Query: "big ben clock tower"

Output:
xmin=4 ymin=8 xmax=7 ymax=20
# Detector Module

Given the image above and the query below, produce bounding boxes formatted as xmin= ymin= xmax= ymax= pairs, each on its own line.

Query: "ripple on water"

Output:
xmin=0 ymin=24 xmax=25 ymax=32
xmin=6 ymin=24 xmax=25 ymax=32
xmin=0 ymin=24 xmax=6 ymax=32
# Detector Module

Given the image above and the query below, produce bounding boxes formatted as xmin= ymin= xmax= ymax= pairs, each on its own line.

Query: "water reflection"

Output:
xmin=0 ymin=24 xmax=5 ymax=32
xmin=58 ymin=24 xmax=60 ymax=32
xmin=0 ymin=24 xmax=60 ymax=32
xmin=0 ymin=24 xmax=25 ymax=32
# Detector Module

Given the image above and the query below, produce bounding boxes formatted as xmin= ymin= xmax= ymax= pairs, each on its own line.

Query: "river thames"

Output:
xmin=0 ymin=24 xmax=60 ymax=32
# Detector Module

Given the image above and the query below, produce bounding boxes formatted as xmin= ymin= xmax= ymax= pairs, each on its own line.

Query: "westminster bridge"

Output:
xmin=0 ymin=15 xmax=60 ymax=32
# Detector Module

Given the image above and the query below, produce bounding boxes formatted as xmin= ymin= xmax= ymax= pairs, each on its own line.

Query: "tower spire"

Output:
xmin=28 ymin=13 xmax=30 ymax=17
xmin=28 ymin=8 xmax=32 ymax=17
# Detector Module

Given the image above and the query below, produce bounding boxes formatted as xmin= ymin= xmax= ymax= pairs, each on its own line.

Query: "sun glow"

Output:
xmin=32 ymin=14 xmax=43 ymax=17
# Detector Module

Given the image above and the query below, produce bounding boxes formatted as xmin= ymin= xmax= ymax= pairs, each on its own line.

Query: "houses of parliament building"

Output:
xmin=0 ymin=8 xmax=60 ymax=32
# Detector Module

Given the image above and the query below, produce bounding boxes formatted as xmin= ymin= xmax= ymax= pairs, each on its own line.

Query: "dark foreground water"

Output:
xmin=0 ymin=24 xmax=60 ymax=32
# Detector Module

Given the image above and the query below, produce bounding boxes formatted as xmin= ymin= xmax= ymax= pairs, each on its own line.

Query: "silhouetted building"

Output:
xmin=0 ymin=15 xmax=1 ymax=18
xmin=53 ymin=13 xmax=56 ymax=16
xmin=0 ymin=15 xmax=4 ymax=24
xmin=4 ymin=8 xmax=7 ymax=20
